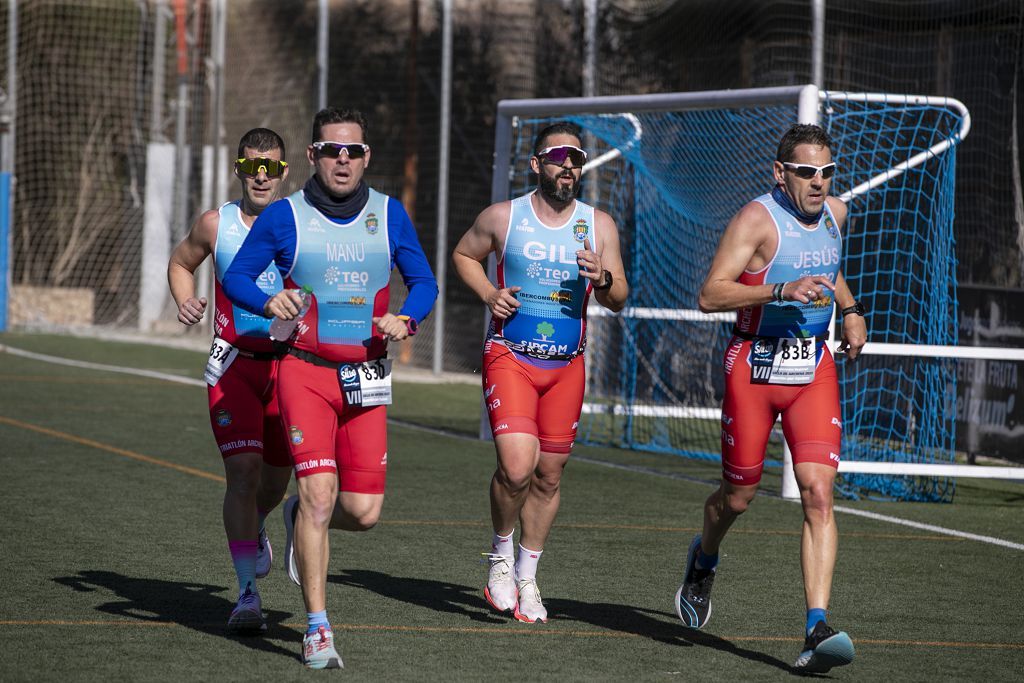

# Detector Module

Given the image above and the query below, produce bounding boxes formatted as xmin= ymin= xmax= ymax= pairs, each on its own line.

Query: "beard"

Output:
xmin=539 ymin=171 xmax=579 ymax=203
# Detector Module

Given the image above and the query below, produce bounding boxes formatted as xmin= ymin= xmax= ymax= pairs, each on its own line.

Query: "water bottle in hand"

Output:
xmin=269 ymin=285 xmax=314 ymax=342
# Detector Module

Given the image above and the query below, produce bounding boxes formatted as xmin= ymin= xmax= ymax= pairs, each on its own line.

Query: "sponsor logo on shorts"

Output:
xmin=484 ymin=384 xmax=497 ymax=398
xmin=295 ymin=457 xmax=337 ymax=472
xmin=724 ymin=470 xmax=743 ymax=481
xmin=831 ymin=416 xmax=842 ymax=429
xmin=215 ymin=409 xmax=232 ymax=427
xmin=289 ymin=426 xmax=304 ymax=445
xmin=722 ymin=413 xmax=734 ymax=426
xmin=339 ymin=365 xmax=359 ymax=384
xmin=829 ymin=452 xmax=840 ymax=463
xmin=380 ymin=452 xmax=388 ymax=466
xmin=495 ymin=423 xmax=509 ymax=432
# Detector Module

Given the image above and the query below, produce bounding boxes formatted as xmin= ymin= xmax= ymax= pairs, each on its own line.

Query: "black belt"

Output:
xmin=235 ymin=342 xmax=288 ymax=361
xmin=731 ymin=326 xmax=829 ymax=342
xmin=285 ymin=346 xmax=379 ymax=369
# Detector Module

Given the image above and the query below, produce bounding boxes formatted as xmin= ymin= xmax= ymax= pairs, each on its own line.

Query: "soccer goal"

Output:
xmin=489 ymin=85 xmax=1024 ymax=502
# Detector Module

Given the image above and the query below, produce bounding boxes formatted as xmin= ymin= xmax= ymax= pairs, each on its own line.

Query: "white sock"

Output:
xmin=491 ymin=529 xmax=515 ymax=559
xmin=515 ymin=544 xmax=543 ymax=581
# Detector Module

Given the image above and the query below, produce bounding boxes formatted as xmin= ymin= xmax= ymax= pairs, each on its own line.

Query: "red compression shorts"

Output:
xmin=481 ymin=343 xmax=585 ymax=454
xmin=275 ymin=354 xmax=387 ymax=494
xmin=207 ymin=355 xmax=291 ymax=467
xmin=720 ymin=337 xmax=842 ymax=486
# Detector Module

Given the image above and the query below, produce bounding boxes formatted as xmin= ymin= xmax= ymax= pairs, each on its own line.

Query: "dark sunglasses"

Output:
xmin=783 ymin=162 xmax=837 ymax=180
xmin=235 ymin=157 xmax=288 ymax=177
xmin=312 ymin=141 xmax=370 ymax=159
xmin=537 ymin=145 xmax=588 ymax=168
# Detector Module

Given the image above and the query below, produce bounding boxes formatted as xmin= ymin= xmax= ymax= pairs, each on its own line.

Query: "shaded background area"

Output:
xmin=0 ymin=1 xmax=1021 ymax=470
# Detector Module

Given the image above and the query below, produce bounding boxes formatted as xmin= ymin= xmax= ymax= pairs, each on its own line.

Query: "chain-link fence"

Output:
xmin=2 ymin=0 xmax=1021 ymax=376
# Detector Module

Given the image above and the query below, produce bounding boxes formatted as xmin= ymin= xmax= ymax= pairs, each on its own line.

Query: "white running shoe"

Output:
xmin=283 ymin=495 xmax=301 ymax=586
xmin=302 ymin=626 xmax=344 ymax=669
xmin=513 ymin=578 xmax=548 ymax=623
xmin=255 ymin=527 xmax=272 ymax=579
xmin=483 ymin=554 xmax=518 ymax=613
xmin=227 ymin=584 xmax=266 ymax=634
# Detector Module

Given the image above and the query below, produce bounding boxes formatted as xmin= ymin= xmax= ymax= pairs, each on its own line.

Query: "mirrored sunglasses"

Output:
xmin=235 ymin=157 xmax=288 ymax=177
xmin=783 ymin=162 xmax=836 ymax=180
xmin=537 ymin=145 xmax=588 ymax=168
xmin=313 ymin=141 xmax=370 ymax=159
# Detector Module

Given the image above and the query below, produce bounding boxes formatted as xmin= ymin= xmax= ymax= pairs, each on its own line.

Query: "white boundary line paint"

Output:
xmin=1 ymin=344 xmax=206 ymax=386
xmin=3 ymin=343 xmax=1022 ymax=552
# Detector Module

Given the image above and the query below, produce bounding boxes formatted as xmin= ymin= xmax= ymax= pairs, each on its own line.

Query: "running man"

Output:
xmin=167 ymin=127 xmax=294 ymax=634
xmin=223 ymin=107 xmax=437 ymax=668
xmin=674 ymin=123 xmax=866 ymax=673
xmin=452 ymin=121 xmax=629 ymax=623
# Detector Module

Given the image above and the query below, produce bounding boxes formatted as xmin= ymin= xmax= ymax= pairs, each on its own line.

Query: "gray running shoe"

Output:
xmin=674 ymin=534 xmax=715 ymax=629
xmin=302 ymin=626 xmax=343 ymax=669
xmin=282 ymin=495 xmax=301 ymax=586
xmin=227 ymin=584 xmax=266 ymax=634
xmin=255 ymin=527 xmax=272 ymax=579
xmin=793 ymin=622 xmax=855 ymax=673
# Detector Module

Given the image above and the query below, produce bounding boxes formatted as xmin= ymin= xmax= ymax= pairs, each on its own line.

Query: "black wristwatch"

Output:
xmin=593 ymin=271 xmax=613 ymax=291
xmin=840 ymin=302 xmax=866 ymax=317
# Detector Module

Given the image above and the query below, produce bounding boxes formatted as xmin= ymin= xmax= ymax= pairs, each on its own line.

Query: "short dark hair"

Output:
xmin=311 ymin=108 xmax=368 ymax=144
xmin=533 ymin=121 xmax=582 ymax=155
xmin=237 ymin=128 xmax=285 ymax=159
xmin=775 ymin=124 xmax=834 ymax=163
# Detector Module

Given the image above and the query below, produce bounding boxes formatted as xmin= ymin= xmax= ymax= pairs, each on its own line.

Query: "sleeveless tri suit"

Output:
xmin=207 ymin=201 xmax=290 ymax=466
xmin=482 ymin=192 xmax=599 ymax=454
xmin=720 ymin=191 xmax=845 ymax=485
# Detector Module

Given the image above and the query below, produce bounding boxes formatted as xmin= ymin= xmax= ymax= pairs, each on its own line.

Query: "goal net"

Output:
xmin=493 ymin=86 xmax=972 ymax=502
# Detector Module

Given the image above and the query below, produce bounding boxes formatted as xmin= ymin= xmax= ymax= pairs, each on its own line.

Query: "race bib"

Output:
xmin=204 ymin=337 xmax=240 ymax=386
xmin=750 ymin=336 xmax=816 ymax=385
xmin=337 ymin=358 xmax=393 ymax=407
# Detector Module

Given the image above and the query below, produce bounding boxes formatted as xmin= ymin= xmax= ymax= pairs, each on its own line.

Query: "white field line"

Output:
xmin=4 ymin=344 xmax=1021 ymax=552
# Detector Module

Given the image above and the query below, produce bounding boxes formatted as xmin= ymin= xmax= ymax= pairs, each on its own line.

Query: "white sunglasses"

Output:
xmin=783 ymin=162 xmax=837 ymax=179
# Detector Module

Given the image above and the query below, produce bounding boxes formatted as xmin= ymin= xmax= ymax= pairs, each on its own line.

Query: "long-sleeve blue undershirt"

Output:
xmin=222 ymin=193 xmax=438 ymax=324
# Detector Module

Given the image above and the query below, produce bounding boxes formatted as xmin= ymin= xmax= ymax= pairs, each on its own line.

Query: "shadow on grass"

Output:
xmin=53 ymin=570 xmax=299 ymax=660
xmin=548 ymin=599 xmax=796 ymax=674
xmin=329 ymin=568 xmax=508 ymax=624
xmin=329 ymin=569 xmax=795 ymax=674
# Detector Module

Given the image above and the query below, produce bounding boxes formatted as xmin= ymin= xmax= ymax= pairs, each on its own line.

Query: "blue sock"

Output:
xmin=695 ymin=545 xmax=718 ymax=570
xmin=307 ymin=610 xmax=330 ymax=634
xmin=806 ymin=608 xmax=827 ymax=634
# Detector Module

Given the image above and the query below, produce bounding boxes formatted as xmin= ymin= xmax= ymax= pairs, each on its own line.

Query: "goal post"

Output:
xmin=488 ymin=85 xmax=1024 ymax=502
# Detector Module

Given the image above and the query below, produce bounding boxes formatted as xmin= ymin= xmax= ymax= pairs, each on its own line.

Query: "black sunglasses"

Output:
xmin=312 ymin=142 xmax=369 ymax=159
xmin=537 ymin=145 xmax=588 ymax=168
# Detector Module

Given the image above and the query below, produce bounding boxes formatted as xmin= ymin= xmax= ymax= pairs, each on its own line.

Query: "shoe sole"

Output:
xmin=512 ymin=605 xmax=548 ymax=623
xmin=484 ymin=585 xmax=517 ymax=614
xmin=798 ymin=632 xmax=855 ymax=673
xmin=228 ymin=610 xmax=267 ymax=635
xmin=283 ymin=496 xmax=301 ymax=586
xmin=675 ymin=535 xmax=711 ymax=629
xmin=304 ymin=655 xmax=344 ymax=670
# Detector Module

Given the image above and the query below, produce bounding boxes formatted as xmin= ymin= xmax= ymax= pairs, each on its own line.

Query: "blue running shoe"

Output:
xmin=302 ymin=626 xmax=343 ymax=669
xmin=283 ymin=495 xmax=301 ymax=586
xmin=793 ymin=622 xmax=855 ymax=673
xmin=674 ymin=534 xmax=715 ymax=629
xmin=255 ymin=527 xmax=272 ymax=579
xmin=227 ymin=584 xmax=266 ymax=634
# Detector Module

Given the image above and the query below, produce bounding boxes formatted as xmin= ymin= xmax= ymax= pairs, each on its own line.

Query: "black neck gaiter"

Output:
xmin=303 ymin=174 xmax=370 ymax=219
